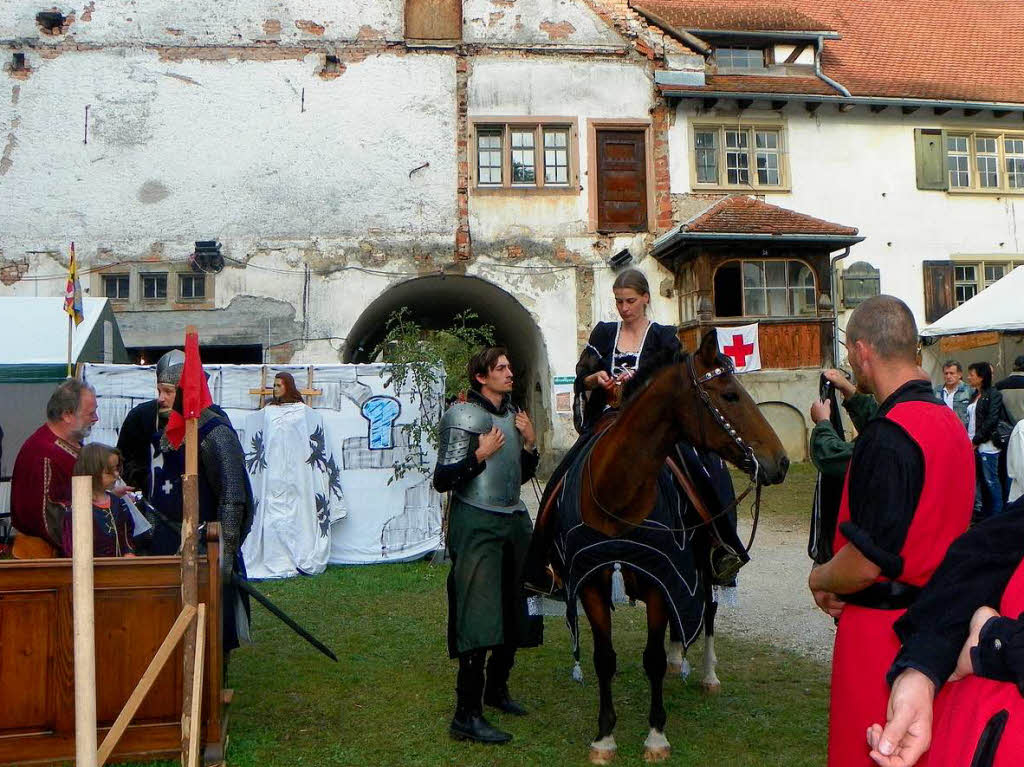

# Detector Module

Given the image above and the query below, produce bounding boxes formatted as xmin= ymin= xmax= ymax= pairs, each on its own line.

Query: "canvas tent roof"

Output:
xmin=920 ymin=266 xmax=1024 ymax=338
xmin=0 ymin=297 xmax=128 ymax=382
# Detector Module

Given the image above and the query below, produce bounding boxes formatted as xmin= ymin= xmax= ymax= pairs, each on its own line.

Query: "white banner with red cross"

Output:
xmin=716 ymin=323 xmax=761 ymax=373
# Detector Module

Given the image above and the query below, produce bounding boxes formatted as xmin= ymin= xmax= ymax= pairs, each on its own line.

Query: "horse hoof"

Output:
xmin=701 ymin=681 xmax=722 ymax=695
xmin=643 ymin=746 xmax=671 ymax=763
xmin=666 ymin=661 xmax=682 ymax=675
xmin=589 ymin=736 xmax=617 ymax=764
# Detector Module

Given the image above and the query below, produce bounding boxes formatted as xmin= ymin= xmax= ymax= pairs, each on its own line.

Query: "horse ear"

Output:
xmin=698 ymin=330 xmax=719 ymax=368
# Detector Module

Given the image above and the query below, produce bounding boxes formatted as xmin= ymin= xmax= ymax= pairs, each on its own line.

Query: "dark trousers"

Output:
xmin=455 ymin=644 xmax=516 ymax=718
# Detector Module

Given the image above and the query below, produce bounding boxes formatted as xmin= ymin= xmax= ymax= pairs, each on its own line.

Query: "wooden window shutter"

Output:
xmin=596 ymin=130 xmax=648 ymax=232
xmin=405 ymin=0 xmax=462 ymax=41
xmin=922 ymin=260 xmax=955 ymax=322
xmin=914 ymin=129 xmax=948 ymax=190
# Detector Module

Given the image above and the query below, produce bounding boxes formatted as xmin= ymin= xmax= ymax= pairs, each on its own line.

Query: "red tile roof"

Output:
xmin=663 ymin=74 xmax=841 ymax=96
xmin=635 ymin=0 xmax=1024 ymax=105
xmin=681 ymin=196 xmax=859 ymax=236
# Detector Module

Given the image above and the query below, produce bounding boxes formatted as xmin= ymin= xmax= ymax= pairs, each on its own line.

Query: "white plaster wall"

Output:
xmin=463 ymin=0 xmax=624 ymax=48
xmin=0 ymin=0 xmax=404 ymax=45
xmin=669 ymin=103 xmax=1024 ymax=328
xmin=468 ymin=57 xmax=655 ymax=240
xmin=0 ymin=50 xmax=457 ymax=255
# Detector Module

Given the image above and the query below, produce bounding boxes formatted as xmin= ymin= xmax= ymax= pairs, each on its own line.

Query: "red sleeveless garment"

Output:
xmin=925 ymin=560 xmax=1024 ymax=767
xmin=827 ymin=400 xmax=974 ymax=767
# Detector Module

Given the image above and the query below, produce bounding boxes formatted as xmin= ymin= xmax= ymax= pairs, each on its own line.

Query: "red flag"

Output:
xmin=165 ymin=330 xmax=213 ymax=449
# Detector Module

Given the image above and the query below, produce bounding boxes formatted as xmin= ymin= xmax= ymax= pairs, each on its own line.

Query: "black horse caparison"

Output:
xmin=530 ymin=330 xmax=789 ymax=763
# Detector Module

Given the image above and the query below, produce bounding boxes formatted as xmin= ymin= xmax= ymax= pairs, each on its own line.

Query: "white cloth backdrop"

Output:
xmin=83 ymin=363 xmax=444 ymax=572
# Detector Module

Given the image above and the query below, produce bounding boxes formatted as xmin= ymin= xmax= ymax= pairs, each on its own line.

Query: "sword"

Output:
xmin=229 ymin=573 xmax=338 ymax=662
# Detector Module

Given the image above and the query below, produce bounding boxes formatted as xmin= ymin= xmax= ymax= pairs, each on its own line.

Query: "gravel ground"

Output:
xmin=523 ymin=472 xmax=836 ymax=665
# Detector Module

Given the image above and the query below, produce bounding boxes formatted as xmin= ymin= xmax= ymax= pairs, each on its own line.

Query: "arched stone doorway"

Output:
xmin=344 ymin=275 xmax=552 ymax=452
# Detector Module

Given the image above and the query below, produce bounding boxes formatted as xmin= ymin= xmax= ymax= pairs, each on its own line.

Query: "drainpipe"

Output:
xmin=830 ymin=247 xmax=851 ymax=367
xmin=814 ymin=36 xmax=851 ymax=97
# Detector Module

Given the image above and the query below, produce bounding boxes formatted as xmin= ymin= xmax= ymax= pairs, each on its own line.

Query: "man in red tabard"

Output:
xmin=10 ymin=379 xmax=98 ymax=558
xmin=807 ymin=295 xmax=974 ymax=767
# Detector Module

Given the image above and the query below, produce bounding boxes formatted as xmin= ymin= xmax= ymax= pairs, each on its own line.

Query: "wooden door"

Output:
xmin=596 ymin=130 xmax=648 ymax=232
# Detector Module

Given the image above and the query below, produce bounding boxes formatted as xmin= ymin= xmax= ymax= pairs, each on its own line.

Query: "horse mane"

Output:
xmin=619 ymin=344 xmax=685 ymax=406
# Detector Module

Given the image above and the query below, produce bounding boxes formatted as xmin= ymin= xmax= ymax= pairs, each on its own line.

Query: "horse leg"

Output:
xmin=666 ymin=638 xmax=690 ymax=680
xmin=642 ymin=585 xmax=671 ymax=763
xmin=701 ymin=579 xmax=721 ymax=694
xmin=580 ymin=578 xmax=617 ymax=764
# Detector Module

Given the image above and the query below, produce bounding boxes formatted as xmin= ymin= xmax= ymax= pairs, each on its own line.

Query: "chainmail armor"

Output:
xmin=198 ymin=410 xmax=253 ymax=566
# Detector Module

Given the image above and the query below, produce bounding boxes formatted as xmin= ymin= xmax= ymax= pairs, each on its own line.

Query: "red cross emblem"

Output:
xmin=723 ymin=333 xmax=755 ymax=367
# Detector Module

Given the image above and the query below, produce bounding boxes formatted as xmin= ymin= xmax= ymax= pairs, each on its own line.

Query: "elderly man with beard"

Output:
xmin=10 ymin=378 xmax=99 ymax=558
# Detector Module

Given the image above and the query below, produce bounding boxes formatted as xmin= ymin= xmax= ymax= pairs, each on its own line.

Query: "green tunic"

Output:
xmin=446 ymin=498 xmax=536 ymax=657
xmin=809 ymin=393 xmax=879 ymax=477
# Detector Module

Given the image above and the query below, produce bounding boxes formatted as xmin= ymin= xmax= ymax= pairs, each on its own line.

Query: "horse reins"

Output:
xmin=582 ymin=353 xmax=764 ymax=550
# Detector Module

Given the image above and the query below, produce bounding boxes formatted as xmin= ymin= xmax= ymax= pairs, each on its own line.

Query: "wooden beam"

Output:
xmin=187 ymin=603 xmax=207 ymax=767
xmin=181 ymin=324 xmax=200 ymax=767
xmin=838 ymin=103 xmax=855 ymax=113
xmin=964 ymin=108 xmax=981 ymax=116
xmin=805 ymin=101 xmax=822 ymax=114
xmin=902 ymin=105 xmax=920 ymax=115
xmin=72 ymin=475 xmax=98 ymax=767
xmin=993 ymin=110 xmax=1011 ymax=119
xmin=702 ymin=97 xmax=718 ymax=110
xmin=870 ymin=104 xmax=888 ymax=113
xmin=737 ymin=98 xmax=753 ymax=110
xmin=933 ymin=107 xmax=952 ymax=115
xmin=97 ymin=605 xmax=197 ymax=766
xmin=771 ymin=100 xmax=787 ymax=111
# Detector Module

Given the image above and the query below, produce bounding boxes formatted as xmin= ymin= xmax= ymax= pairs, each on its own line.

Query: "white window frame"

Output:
xmin=950 ymin=258 xmax=1022 ymax=306
xmin=714 ymin=258 xmax=818 ymax=318
xmin=946 ymin=130 xmax=1024 ymax=194
xmin=691 ymin=122 xmax=790 ymax=191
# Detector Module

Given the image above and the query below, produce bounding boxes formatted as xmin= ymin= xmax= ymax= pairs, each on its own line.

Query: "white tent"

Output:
xmin=921 ymin=265 xmax=1024 ymax=337
xmin=920 ymin=265 xmax=1024 ymax=382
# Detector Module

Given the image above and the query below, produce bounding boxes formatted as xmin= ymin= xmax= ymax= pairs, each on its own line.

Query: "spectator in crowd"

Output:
xmin=967 ymin=361 xmax=1005 ymax=520
xmin=933 ymin=360 xmax=971 ymax=429
xmin=62 ymin=443 xmax=136 ymax=558
xmin=995 ymin=354 xmax=1024 ymax=424
xmin=809 ymin=368 xmax=878 ymax=478
xmin=10 ymin=379 xmax=98 ymax=558
xmin=1008 ymin=418 xmax=1024 ymax=508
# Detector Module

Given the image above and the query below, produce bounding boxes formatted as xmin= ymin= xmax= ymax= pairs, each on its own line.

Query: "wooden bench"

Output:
xmin=0 ymin=526 xmax=228 ymax=765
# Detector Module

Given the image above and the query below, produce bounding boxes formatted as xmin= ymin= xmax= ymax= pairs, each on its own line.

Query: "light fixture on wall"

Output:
xmin=191 ymin=241 xmax=224 ymax=273
xmin=608 ymin=248 xmax=633 ymax=269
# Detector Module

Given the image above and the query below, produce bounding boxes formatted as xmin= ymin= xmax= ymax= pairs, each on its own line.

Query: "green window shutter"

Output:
xmin=914 ymin=128 xmax=948 ymax=190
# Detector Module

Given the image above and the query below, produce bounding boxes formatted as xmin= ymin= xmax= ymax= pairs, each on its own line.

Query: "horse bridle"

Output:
xmin=583 ymin=352 xmax=764 ymax=550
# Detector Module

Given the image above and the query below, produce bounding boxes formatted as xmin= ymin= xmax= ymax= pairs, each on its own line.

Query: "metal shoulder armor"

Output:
xmin=437 ymin=402 xmax=492 ymax=466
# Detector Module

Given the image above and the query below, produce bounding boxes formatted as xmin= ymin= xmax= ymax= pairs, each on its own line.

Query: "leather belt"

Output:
xmin=841 ymin=580 xmax=921 ymax=610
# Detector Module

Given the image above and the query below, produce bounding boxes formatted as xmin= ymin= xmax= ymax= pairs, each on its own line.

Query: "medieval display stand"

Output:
xmin=69 ymin=327 xmax=209 ymax=767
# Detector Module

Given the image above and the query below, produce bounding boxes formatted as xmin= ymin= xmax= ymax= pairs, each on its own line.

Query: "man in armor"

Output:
xmin=433 ymin=346 xmax=540 ymax=745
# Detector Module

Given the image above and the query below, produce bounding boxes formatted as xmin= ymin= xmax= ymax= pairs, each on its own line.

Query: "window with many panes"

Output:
xmin=953 ymin=260 xmax=1021 ymax=306
xmin=141 ymin=273 xmax=167 ymax=300
xmin=103 ymin=274 xmax=130 ymax=300
xmin=179 ymin=274 xmax=206 ymax=300
xmin=947 ymin=131 xmax=1024 ymax=193
xmin=472 ymin=121 xmax=575 ymax=190
xmin=713 ymin=259 xmax=817 ymax=318
xmin=692 ymin=124 xmax=788 ymax=190
xmin=715 ymin=47 xmax=766 ymax=70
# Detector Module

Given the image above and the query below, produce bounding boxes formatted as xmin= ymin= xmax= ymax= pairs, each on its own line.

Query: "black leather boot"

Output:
xmin=450 ymin=711 xmax=513 ymax=744
xmin=450 ymin=651 xmax=512 ymax=743
xmin=484 ymin=645 xmax=527 ymax=715
xmin=483 ymin=686 xmax=527 ymax=716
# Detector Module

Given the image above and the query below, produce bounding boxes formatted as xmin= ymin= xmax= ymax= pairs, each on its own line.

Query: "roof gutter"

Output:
xmin=814 ymin=34 xmax=850 ymax=97
xmin=684 ymin=28 xmax=840 ymax=41
xmin=630 ymin=3 xmax=711 ymax=56
xmin=654 ymin=81 xmax=1024 ymax=114
xmin=652 ymin=228 xmax=864 ymax=257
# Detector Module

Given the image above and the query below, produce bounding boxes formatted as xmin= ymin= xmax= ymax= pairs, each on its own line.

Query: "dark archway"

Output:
xmin=344 ymin=275 xmax=552 ymax=450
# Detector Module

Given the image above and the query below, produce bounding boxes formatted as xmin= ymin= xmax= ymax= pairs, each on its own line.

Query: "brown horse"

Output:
xmin=531 ymin=329 xmax=788 ymax=764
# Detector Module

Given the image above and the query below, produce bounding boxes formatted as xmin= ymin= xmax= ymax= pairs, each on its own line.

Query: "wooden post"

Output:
xmin=72 ymin=474 xmax=98 ymax=767
xmin=188 ymin=603 xmax=208 ymax=767
xmin=67 ymin=315 xmax=73 ymax=379
xmin=181 ymin=325 xmax=201 ymax=766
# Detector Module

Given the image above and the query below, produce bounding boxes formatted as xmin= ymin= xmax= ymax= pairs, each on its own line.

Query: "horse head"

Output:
xmin=676 ymin=329 xmax=789 ymax=486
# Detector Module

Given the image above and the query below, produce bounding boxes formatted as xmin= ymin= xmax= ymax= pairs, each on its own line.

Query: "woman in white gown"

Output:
xmin=242 ymin=373 xmax=346 ymax=578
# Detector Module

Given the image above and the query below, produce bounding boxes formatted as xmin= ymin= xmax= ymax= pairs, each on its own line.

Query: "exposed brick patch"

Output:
xmin=36 ymin=10 xmax=75 ymax=36
xmin=454 ymin=53 xmax=472 ymax=262
xmin=6 ymin=57 xmax=32 ymax=80
xmin=491 ymin=0 xmax=515 ymax=6
xmin=356 ymin=25 xmax=386 ymax=41
xmin=80 ymin=2 xmax=94 ymax=22
xmin=0 ymin=256 xmax=28 ymax=285
xmin=505 ymin=244 xmax=526 ymax=259
xmin=165 ymin=27 xmax=183 ymax=36
xmin=318 ymin=54 xmax=346 ymax=79
xmin=262 ymin=19 xmax=282 ymax=37
xmin=539 ymin=20 xmax=576 ymax=40
xmin=266 ymin=342 xmax=296 ymax=364
xmin=575 ymin=266 xmax=595 ymax=349
xmin=295 ymin=20 xmax=326 ymax=36
xmin=489 ymin=11 xmax=505 ymax=24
